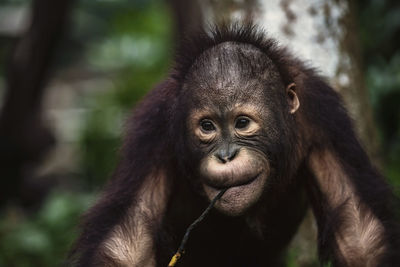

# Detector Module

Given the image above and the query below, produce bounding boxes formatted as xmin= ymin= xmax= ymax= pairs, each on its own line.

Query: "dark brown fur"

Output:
xmin=69 ymin=24 xmax=400 ymax=267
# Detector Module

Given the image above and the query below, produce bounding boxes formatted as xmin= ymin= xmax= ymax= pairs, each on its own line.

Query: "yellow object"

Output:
xmin=168 ymin=252 xmax=182 ymax=267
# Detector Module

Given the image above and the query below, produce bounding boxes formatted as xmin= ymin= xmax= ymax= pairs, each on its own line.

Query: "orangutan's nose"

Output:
xmin=215 ymin=145 xmax=239 ymax=163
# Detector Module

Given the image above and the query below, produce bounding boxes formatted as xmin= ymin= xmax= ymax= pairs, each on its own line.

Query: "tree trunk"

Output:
xmin=167 ymin=0 xmax=204 ymax=49
xmin=0 ymin=0 xmax=73 ymax=207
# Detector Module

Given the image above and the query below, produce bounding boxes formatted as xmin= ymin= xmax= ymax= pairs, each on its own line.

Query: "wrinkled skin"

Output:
xmin=183 ymin=42 xmax=299 ymax=216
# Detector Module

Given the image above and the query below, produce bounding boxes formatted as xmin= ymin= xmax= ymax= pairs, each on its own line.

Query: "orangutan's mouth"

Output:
xmin=204 ymin=172 xmax=261 ymax=190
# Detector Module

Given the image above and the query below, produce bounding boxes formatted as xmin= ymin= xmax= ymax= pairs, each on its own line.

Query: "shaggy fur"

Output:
xmin=69 ymin=23 xmax=400 ymax=267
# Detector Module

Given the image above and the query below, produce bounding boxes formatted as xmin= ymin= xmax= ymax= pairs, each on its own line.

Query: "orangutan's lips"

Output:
xmin=204 ymin=173 xmax=261 ymax=190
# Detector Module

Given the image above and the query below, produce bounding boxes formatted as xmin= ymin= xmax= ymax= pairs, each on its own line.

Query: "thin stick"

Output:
xmin=168 ymin=188 xmax=227 ymax=266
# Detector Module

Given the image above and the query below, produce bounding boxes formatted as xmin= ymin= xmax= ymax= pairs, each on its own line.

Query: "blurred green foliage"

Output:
xmin=78 ymin=0 xmax=173 ymax=186
xmin=0 ymin=191 xmax=94 ymax=266
xmin=0 ymin=0 xmax=173 ymax=266
xmin=358 ymin=0 xmax=400 ymax=190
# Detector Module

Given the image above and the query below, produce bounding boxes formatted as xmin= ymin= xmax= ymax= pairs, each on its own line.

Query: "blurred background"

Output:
xmin=0 ymin=0 xmax=398 ymax=266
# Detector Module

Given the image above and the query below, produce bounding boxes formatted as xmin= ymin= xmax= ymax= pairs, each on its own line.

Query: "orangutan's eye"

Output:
xmin=235 ymin=117 xmax=250 ymax=129
xmin=200 ymin=120 xmax=216 ymax=132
